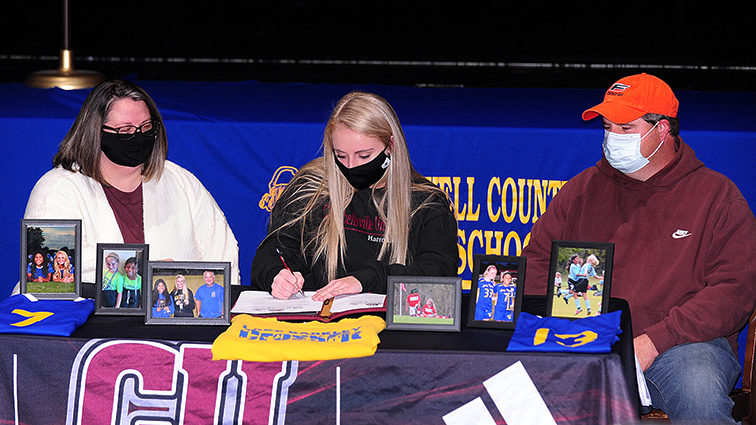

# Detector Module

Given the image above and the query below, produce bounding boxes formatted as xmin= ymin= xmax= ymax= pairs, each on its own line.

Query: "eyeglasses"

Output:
xmin=102 ymin=120 xmax=160 ymax=141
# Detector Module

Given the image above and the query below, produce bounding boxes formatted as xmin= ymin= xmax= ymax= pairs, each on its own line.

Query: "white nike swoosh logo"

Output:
xmin=672 ymin=231 xmax=692 ymax=239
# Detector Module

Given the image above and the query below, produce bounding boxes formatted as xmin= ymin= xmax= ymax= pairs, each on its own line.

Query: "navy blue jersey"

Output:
xmin=0 ymin=294 xmax=94 ymax=336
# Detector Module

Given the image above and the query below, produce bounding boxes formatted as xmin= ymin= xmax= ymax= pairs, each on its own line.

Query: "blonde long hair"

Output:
xmin=52 ymin=250 xmax=73 ymax=280
xmin=270 ymin=91 xmax=449 ymax=282
xmin=174 ymin=274 xmax=189 ymax=297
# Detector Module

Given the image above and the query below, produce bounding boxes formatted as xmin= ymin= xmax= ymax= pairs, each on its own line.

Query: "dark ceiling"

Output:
xmin=2 ymin=1 xmax=753 ymax=90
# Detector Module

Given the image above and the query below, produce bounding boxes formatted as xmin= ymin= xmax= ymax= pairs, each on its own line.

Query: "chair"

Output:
xmin=641 ymin=308 xmax=756 ymax=423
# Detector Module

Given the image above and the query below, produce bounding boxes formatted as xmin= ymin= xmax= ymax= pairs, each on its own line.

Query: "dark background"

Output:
xmin=2 ymin=1 xmax=753 ymax=91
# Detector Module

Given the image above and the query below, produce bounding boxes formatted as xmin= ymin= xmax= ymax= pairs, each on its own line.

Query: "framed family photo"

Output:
xmin=385 ymin=276 xmax=462 ymax=332
xmin=20 ymin=219 xmax=81 ymax=299
xmin=94 ymin=243 xmax=149 ymax=316
xmin=467 ymin=254 xmax=525 ymax=329
xmin=546 ymin=240 xmax=614 ymax=319
xmin=145 ymin=261 xmax=230 ymax=325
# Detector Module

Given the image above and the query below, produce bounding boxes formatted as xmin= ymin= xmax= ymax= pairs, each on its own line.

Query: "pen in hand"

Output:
xmin=276 ymin=247 xmax=305 ymax=297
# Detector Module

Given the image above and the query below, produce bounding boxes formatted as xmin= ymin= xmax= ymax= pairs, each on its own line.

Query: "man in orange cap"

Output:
xmin=523 ymin=73 xmax=756 ymax=422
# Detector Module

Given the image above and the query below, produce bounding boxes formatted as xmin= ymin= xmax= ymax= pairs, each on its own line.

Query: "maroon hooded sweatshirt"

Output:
xmin=523 ymin=139 xmax=756 ymax=355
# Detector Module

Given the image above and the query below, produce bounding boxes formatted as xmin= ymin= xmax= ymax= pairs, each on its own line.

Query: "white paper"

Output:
xmin=231 ymin=291 xmax=320 ymax=314
xmin=443 ymin=397 xmax=496 ymax=425
xmin=635 ymin=354 xmax=653 ymax=406
xmin=329 ymin=293 xmax=385 ymax=313
xmin=230 ymin=290 xmax=385 ymax=315
xmin=483 ymin=361 xmax=557 ymax=425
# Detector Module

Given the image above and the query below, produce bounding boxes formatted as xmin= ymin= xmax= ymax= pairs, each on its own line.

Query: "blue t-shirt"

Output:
xmin=152 ymin=293 xmax=174 ymax=318
xmin=493 ymin=284 xmax=516 ymax=321
xmin=195 ymin=283 xmax=224 ymax=318
xmin=474 ymin=279 xmax=496 ymax=320
xmin=569 ymin=263 xmax=581 ymax=281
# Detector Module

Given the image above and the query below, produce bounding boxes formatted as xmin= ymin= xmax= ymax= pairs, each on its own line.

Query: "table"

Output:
xmin=0 ymin=286 xmax=639 ymax=424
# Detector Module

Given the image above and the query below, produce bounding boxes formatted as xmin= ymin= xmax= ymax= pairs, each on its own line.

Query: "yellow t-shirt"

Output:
xmin=211 ymin=315 xmax=385 ymax=362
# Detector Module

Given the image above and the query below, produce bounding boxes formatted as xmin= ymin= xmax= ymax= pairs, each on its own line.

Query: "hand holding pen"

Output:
xmin=271 ymin=247 xmax=306 ymax=299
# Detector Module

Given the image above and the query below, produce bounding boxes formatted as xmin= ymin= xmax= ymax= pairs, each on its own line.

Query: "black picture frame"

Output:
xmin=20 ymin=219 xmax=81 ymax=299
xmin=94 ymin=243 xmax=149 ymax=316
xmin=546 ymin=240 xmax=614 ymax=319
xmin=386 ymin=276 xmax=462 ymax=332
xmin=466 ymin=254 xmax=526 ymax=329
xmin=145 ymin=261 xmax=231 ymax=325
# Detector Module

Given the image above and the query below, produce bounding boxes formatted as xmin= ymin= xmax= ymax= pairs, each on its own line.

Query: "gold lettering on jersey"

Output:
xmin=533 ymin=328 xmax=598 ymax=347
xmin=553 ymin=330 xmax=598 ymax=347
xmin=10 ymin=309 xmax=54 ymax=327
xmin=534 ymin=328 xmax=550 ymax=345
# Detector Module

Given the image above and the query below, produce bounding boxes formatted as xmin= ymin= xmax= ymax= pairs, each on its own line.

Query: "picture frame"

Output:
xmin=386 ymin=276 xmax=462 ymax=332
xmin=94 ymin=243 xmax=149 ymax=316
xmin=145 ymin=261 xmax=231 ymax=325
xmin=546 ymin=240 xmax=614 ymax=319
xmin=467 ymin=254 xmax=525 ymax=329
xmin=20 ymin=219 xmax=81 ymax=299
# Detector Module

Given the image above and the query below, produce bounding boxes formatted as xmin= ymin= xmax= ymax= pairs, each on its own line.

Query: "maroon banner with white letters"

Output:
xmin=0 ymin=334 xmax=636 ymax=424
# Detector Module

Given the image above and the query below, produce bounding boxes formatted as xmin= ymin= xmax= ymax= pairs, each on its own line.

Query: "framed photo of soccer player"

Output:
xmin=20 ymin=219 xmax=81 ymax=299
xmin=386 ymin=276 xmax=462 ymax=332
xmin=467 ymin=254 xmax=525 ymax=329
xmin=94 ymin=243 xmax=149 ymax=316
xmin=546 ymin=240 xmax=614 ymax=319
xmin=145 ymin=261 xmax=230 ymax=325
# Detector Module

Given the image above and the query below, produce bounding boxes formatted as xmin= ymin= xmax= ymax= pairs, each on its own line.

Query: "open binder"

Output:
xmin=231 ymin=290 xmax=386 ymax=322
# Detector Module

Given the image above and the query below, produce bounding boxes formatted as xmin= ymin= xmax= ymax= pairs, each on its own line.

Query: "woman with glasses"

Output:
xmin=22 ymin=79 xmax=239 ymax=288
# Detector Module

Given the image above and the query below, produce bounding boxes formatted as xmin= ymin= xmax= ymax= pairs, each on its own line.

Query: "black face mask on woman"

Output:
xmin=100 ymin=130 xmax=156 ymax=167
xmin=335 ymin=150 xmax=391 ymax=190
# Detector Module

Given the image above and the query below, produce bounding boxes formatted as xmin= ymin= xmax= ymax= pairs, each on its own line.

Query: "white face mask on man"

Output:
xmin=602 ymin=121 xmax=665 ymax=173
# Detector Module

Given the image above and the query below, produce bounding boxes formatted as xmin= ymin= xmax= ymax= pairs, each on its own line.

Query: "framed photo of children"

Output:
xmin=145 ymin=261 xmax=230 ymax=325
xmin=94 ymin=243 xmax=149 ymax=315
xmin=20 ymin=219 xmax=81 ymax=299
xmin=467 ymin=254 xmax=525 ymax=329
xmin=546 ymin=240 xmax=614 ymax=319
xmin=385 ymin=276 xmax=462 ymax=332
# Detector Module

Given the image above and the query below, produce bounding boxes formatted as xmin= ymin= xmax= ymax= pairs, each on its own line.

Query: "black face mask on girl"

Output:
xmin=100 ymin=130 xmax=156 ymax=167
xmin=335 ymin=150 xmax=391 ymax=190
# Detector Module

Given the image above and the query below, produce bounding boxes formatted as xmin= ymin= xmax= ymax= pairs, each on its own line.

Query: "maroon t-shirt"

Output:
xmin=102 ymin=183 xmax=145 ymax=244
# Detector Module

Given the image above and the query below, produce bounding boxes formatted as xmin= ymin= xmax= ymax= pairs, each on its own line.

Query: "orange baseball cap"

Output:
xmin=582 ymin=73 xmax=679 ymax=123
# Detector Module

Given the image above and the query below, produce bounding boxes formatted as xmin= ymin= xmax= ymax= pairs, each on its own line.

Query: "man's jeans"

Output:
xmin=645 ymin=337 xmax=741 ymax=423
